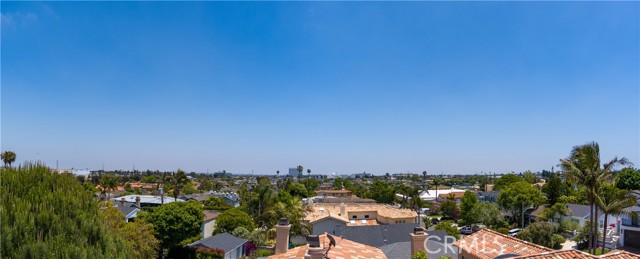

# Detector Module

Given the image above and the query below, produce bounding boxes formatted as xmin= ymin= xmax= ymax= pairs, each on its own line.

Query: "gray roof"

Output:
xmin=188 ymin=233 xmax=247 ymax=254
xmin=117 ymin=206 xmax=139 ymax=218
xmin=334 ymin=223 xmax=449 ymax=248
xmin=567 ymin=204 xmax=591 ymax=218
xmin=379 ymin=239 xmax=458 ymax=259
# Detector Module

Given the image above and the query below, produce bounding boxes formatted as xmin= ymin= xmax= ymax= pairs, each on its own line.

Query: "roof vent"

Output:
xmin=307 ymin=235 xmax=320 ymax=247
xmin=278 ymin=218 xmax=289 ymax=226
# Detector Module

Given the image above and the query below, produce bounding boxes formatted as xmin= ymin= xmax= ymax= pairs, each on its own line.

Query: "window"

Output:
xmin=352 ymin=215 xmax=357 ymax=219
xmin=364 ymin=215 xmax=369 ymax=219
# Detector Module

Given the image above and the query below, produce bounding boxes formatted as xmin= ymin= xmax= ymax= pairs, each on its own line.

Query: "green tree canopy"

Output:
xmin=369 ymin=180 xmax=396 ymax=204
xmin=542 ymin=173 xmax=564 ymax=205
xmin=497 ymin=181 xmax=545 ymax=226
xmin=434 ymin=220 xmax=460 ymax=239
xmin=460 ymin=190 xmax=479 ymax=224
xmin=101 ymin=206 xmax=159 ymax=259
xmin=1 ymin=151 xmax=16 ymax=167
xmin=215 ymin=208 xmax=256 ymax=235
xmin=144 ymin=200 xmax=204 ymax=249
xmin=285 ymin=182 xmax=308 ymax=198
xmin=203 ymin=196 xmax=231 ymax=211
xmin=470 ymin=202 xmax=504 ymax=228
xmin=616 ymin=167 xmax=640 ymax=190
xmin=1 ymin=163 xmax=130 ymax=258
xmin=520 ymin=222 xmax=560 ymax=249
xmin=494 ymin=174 xmax=525 ymax=191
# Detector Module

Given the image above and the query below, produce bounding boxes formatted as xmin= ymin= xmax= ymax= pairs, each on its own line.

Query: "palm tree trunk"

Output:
xmin=589 ymin=202 xmax=594 ymax=253
xmin=594 ymin=207 xmax=599 ymax=253
xmin=601 ymin=214 xmax=608 ymax=255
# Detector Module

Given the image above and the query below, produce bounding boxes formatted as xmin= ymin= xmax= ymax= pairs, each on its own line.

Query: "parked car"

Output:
xmin=472 ymin=225 xmax=481 ymax=233
xmin=431 ymin=218 xmax=440 ymax=225
xmin=419 ymin=208 xmax=431 ymax=214
xmin=461 ymin=226 xmax=473 ymax=235
xmin=508 ymin=228 xmax=522 ymax=237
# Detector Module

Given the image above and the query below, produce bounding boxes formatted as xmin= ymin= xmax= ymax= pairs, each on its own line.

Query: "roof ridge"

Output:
xmin=478 ymin=228 xmax=553 ymax=251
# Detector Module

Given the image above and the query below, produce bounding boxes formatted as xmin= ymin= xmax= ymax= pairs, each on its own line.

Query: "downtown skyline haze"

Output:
xmin=2 ymin=2 xmax=639 ymax=175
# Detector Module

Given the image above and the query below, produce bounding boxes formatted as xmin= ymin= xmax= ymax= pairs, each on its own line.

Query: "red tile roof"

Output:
xmin=512 ymin=250 xmax=594 ymax=259
xmin=454 ymin=229 xmax=553 ymax=259
xmin=268 ymin=234 xmax=386 ymax=259
xmin=599 ymin=250 xmax=640 ymax=259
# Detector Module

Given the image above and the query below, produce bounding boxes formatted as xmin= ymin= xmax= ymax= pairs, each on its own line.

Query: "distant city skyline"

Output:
xmin=2 ymin=2 xmax=638 ymax=174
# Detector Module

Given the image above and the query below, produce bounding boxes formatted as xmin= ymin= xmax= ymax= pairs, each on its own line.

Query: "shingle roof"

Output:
xmin=116 ymin=206 xmax=139 ymax=218
xmin=188 ymin=233 xmax=247 ymax=255
xmin=379 ymin=239 xmax=458 ymax=259
xmin=454 ymin=229 xmax=552 ymax=259
xmin=203 ymin=210 xmax=219 ymax=222
xmin=568 ymin=204 xmax=591 ymax=218
xmin=268 ymin=234 xmax=386 ymax=259
xmin=334 ymin=224 xmax=450 ymax=249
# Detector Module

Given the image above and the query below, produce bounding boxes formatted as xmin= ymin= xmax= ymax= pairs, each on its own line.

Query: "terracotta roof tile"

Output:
xmin=512 ymin=250 xmax=595 ymax=259
xmin=268 ymin=234 xmax=387 ymax=259
xmin=454 ymin=229 xmax=552 ymax=259
xmin=599 ymin=250 xmax=640 ymax=259
xmin=306 ymin=203 xmax=416 ymax=223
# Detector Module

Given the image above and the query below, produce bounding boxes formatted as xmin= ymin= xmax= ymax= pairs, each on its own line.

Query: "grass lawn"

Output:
xmin=580 ymin=248 xmax=610 ymax=256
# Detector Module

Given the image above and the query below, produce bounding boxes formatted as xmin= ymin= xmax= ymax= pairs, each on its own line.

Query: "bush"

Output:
xmin=552 ymin=234 xmax=565 ymax=249
xmin=435 ymin=220 xmax=461 ymax=239
xmin=496 ymin=228 xmax=509 ymax=234
xmin=254 ymin=249 xmax=273 ymax=257
xmin=412 ymin=250 xmax=428 ymax=259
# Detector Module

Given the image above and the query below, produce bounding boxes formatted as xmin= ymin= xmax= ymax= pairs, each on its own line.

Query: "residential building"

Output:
xmin=316 ymin=189 xmax=353 ymax=198
xmin=201 ymin=210 xmax=219 ymax=239
xmin=112 ymin=195 xmax=184 ymax=207
xmin=112 ymin=200 xmax=140 ymax=222
xmin=455 ymin=229 xmax=553 ymax=259
xmin=476 ymin=191 xmax=499 ymax=203
xmin=187 ymin=233 xmax=247 ymax=259
xmin=268 ymin=218 xmax=386 ymax=259
xmin=305 ymin=202 xmax=417 ymax=235
xmin=620 ymin=205 xmax=640 ymax=249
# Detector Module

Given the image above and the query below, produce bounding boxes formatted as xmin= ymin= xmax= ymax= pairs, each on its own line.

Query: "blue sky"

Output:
xmin=2 ymin=2 xmax=638 ymax=175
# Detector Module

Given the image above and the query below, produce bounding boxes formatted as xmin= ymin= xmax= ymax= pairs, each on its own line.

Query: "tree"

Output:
xmin=494 ymin=174 xmax=524 ymax=191
xmin=171 ymin=169 xmax=189 ymax=200
xmin=542 ymin=173 xmax=563 ymax=206
xmin=215 ymin=208 xmax=256 ymax=235
xmin=497 ymin=181 xmax=545 ymax=227
xmin=540 ymin=202 xmax=570 ymax=222
xmin=616 ymin=167 xmax=640 ymax=190
xmin=422 ymin=171 xmax=427 ymax=179
xmin=560 ymin=142 xmax=630 ymax=253
xmin=460 ymin=190 xmax=479 ymax=224
xmin=1 ymin=163 xmax=130 ymax=258
xmin=470 ymin=202 xmax=503 ymax=228
xmin=523 ymin=171 xmax=537 ymax=184
xmin=307 ymin=168 xmax=311 ymax=178
xmin=296 ymin=165 xmax=303 ymax=180
xmin=434 ymin=220 xmax=460 ymax=239
xmin=285 ymin=182 xmax=308 ymax=198
xmin=198 ymin=179 xmax=213 ymax=192
xmin=519 ymin=222 xmax=558 ymax=248
xmin=439 ymin=196 xmax=460 ymax=220
xmin=203 ymin=196 xmax=231 ymax=211
xmin=412 ymin=250 xmax=428 ymax=259
xmin=596 ymin=183 xmax=637 ymax=254
xmin=369 ymin=180 xmax=396 ymax=204
xmin=231 ymin=227 xmax=251 ymax=239
xmin=101 ymin=206 xmax=159 ymax=259
xmin=432 ymin=178 xmax=443 ymax=201
xmin=145 ymin=200 xmax=204 ymax=251
xmin=100 ymin=174 xmax=119 ymax=200
xmin=1 ymin=151 xmax=16 ymax=167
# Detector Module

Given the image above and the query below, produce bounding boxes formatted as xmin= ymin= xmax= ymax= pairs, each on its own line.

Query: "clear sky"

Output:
xmin=2 ymin=2 xmax=638 ymax=175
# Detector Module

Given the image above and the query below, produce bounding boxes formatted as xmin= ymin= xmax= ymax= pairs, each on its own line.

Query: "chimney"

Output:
xmin=410 ymin=227 xmax=428 ymax=256
xmin=135 ymin=196 xmax=141 ymax=208
xmin=275 ymin=218 xmax=291 ymax=255
xmin=304 ymin=235 xmax=324 ymax=259
xmin=340 ymin=203 xmax=346 ymax=216
xmin=120 ymin=197 xmax=126 ymax=207
xmin=485 ymin=184 xmax=494 ymax=192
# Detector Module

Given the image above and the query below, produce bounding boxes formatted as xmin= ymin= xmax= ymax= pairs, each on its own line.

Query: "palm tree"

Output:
xmin=596 ymin=183 xmax=636 ymax=254
xmin=100 ymin=174 xmax=118 ymax=200
xmin=296 ymin=165 xmax=303 ymax=180
xmin=172 ymin=169 xmax=189 ymax=201
xmin=1 ymin=151 xmax=16 ymax=168
xmin=560 ymin=142 xmax=630 ymax=254
xmin=307 ymin=169 xmax=311 ymax=178
xmin=422 ymin=170 xmax=427 ymax=180
xmin=432 ymin=178 xmax=442 ymax=201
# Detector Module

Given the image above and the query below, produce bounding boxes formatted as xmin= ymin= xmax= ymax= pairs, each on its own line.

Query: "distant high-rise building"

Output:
xmin=288 ymin=168 xmax=300 ymax=177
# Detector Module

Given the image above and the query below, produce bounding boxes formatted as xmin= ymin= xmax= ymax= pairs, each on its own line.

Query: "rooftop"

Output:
xmin=268 ymin=234 xmax=386 ymax=259
xmin=305 ymin=203 xmax=417 ymax=223
xmin=454 ymin=229 xmax=552 ymax=259
xmin=112 ymin=195 xmax=184 ymax=205
xmin=188 ymin=233 xmax=247 ymax=254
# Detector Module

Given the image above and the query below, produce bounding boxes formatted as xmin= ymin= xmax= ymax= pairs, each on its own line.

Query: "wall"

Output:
xmin=347 ymin=211 xmax=378 ymax=220
xmin=202 ymin=220 xmax=216 ymax=239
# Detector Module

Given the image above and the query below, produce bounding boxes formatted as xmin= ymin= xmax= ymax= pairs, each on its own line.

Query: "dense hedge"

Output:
xmin=1 ymin=163 xmax=130 ymax=258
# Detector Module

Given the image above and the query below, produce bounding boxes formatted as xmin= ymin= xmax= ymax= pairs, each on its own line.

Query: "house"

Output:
xmin=316 ymin=189 xmax=353 ymax=198
xmin=112 ymin=195 xmax=184 ymax=207
xmin=201 ymin=210 xmax=219 ymax=239
xmin=113 ymin=198 xmax=140 ymax=222
xmin=376 ymin=229 xmax=458 ymax=259
xmin=268 ymin=218 xmax=387 ymax=259
xmin=620 ymin=205 xmax=640 ymax=249
xmin=401 ymin=188 xmax=466 ymax=202
xmin=455 ymin=229 xmax=553 ymax=259
xmin=187 ymin=233 xmax=247 ymax=259
xmin=476 ymin=191 xmax=499 ymax=203
xmin=455 ymin=228 xmax=640 ymax=259
xmin=305 ymin=202 xmax=417 ymax=235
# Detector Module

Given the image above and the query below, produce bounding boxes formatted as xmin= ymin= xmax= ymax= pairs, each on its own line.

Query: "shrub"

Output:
xmin=254 ymin=249 xmax=273 ymax=257
xmin=412 ymin=250 xmax=428 ymax=259
xmin=552 ymin=234 xmax=566 ymax=249
xmin=435 ymin=220 xmax=461 ymax=239
xmin=496 ymin=228 xmax=509 ymax=234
